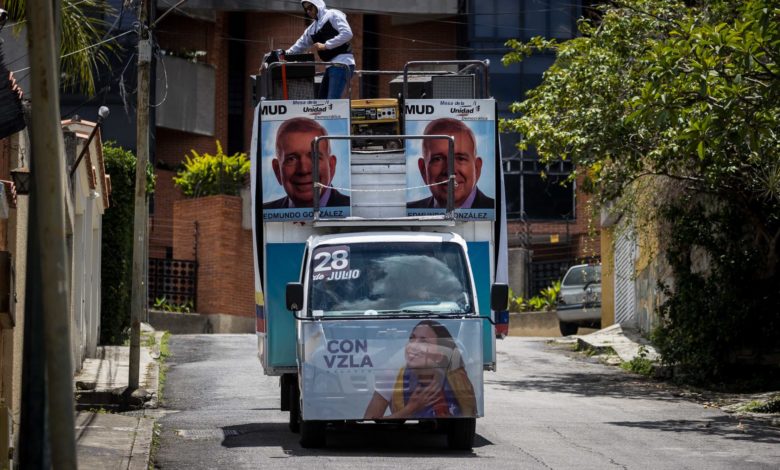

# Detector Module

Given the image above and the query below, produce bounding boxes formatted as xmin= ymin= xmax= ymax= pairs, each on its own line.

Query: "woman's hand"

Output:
xmin=404 ymin=380 xmax=442 ymax=414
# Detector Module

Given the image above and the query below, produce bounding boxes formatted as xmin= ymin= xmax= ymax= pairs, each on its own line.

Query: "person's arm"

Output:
xmin=320 ymin=11 xmax=352 ymax=50
xmin=287 ymin=26 xmax=314 ymax=55
xmin=363 ymin=391 xmax=390 ymax=419
xmin=378 ymin=380 xmax=442 ymax=419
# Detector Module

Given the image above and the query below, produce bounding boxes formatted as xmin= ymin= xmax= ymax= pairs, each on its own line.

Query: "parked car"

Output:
xmin=556 ymin=264 xmax=601 ymax=336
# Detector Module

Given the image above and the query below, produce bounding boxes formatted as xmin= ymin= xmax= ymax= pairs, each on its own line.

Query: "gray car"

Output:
xmin=556 ymin=264 xmax=601 ymax=336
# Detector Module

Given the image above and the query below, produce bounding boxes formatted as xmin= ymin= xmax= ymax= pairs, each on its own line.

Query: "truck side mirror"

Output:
xmin=490 ymin=283 xmax=509 ymax=311
xmin=286 ymin=282 xmax=304 ymax=311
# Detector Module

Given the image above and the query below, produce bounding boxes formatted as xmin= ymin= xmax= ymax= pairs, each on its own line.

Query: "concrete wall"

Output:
xmin=508 ymin=247 xmax=530 ymax=298
xmin=64 ymin=122 xmax=109 ymax=371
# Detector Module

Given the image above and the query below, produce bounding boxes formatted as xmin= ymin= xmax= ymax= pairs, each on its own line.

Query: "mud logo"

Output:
xmin=261 ymin=104 xmax=287 ymax=115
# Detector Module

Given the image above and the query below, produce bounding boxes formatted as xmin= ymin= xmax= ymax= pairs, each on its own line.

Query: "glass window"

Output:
xmin=473 ymin=1 xmax=497 ymax=38
xmin=523 ymin=173 xmax=574 ymax=220
xmin=309 ymin=242 xmax=474 ymax=316
xmin=550 ymin=0 xmax=576 ymax=38
xmin=474 ymin=0 xmax=521 ymax=39
xmin=524 ymin=0 xmax=547 ymax=38
xmin=562 ymin=265 xmax=601 ymax=286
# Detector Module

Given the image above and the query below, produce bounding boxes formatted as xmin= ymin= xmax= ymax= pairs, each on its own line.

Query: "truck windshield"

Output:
xmin=309 ymin=241 xmax=474 ymax=317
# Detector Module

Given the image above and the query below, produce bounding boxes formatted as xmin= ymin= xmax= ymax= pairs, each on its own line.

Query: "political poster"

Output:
xmin=260 ymin=100 xmax=351 ymax=221
xmin=300 ymin=319 xmax=484 ymax=421
xmin=404 ymin=99 xmax=496 ymax=221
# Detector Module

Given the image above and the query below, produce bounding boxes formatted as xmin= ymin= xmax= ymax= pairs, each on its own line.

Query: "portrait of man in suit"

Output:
xmin=263 ymin=117 xmax=350 ymax=209
xmin=407 ymin=118 xmax=494 ymax=210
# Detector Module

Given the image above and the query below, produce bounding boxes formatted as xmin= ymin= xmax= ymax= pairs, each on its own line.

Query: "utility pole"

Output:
xmin=20 ymin=0 xmax=78 ymax=468
xmin=130 ymin=0 xmax=150 ymax=391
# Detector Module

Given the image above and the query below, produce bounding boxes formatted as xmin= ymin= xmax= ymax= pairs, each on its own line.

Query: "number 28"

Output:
xmin=313 ymin=249 xmax=349 ymax=272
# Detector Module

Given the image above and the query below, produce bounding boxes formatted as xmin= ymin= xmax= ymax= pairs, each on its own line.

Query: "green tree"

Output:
xmin=5 ymin=0 xmax=116 ymax=95
xmin=503 ymin=0 xmax=780 ymax=384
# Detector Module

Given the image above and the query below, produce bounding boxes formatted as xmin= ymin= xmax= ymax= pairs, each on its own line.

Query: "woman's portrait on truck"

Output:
xmin=363 ymin=319 xmax=477 ymax=420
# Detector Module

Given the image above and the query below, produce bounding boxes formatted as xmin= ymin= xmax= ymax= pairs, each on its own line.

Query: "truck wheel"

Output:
xmin=299 ymin=420 xmax=326 ymax=448
xmin=288 ymin=389 xmax=300 ymax=433
xmin=559 ymin=321 xmax=578 ymax=336
xmin=446 ymin=418 xmax=476 ymax=450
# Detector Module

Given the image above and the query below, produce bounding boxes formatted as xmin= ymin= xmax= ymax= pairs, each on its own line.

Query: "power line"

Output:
xmin=11 ymin=29 xmax=136 ymax=74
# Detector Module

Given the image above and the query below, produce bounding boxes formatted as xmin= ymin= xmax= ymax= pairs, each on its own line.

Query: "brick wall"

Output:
xmin=152 ymin=12 xmax=231 ymax=257
xmin=173 ymin=195 xmax=254 ymax=317
xmin=374 ymin=16 xmax=458 ymax=97
xmin=506 ymin=175 xmax=601 ymax=261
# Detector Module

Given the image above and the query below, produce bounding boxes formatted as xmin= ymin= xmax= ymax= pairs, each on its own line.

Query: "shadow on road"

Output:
xmin=486 ymin=370 xmax=682 ymax=402
xmin=608 ymin=416 xmax=780 ymax=444
xmin=220 ymin=421 xmax=493 ymax=456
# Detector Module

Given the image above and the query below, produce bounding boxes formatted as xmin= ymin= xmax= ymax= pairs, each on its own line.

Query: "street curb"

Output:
xmin=129 ymin=416 xmax=155 ymax=470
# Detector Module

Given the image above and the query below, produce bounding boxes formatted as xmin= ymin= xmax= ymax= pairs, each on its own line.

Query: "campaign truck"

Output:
xmin=251 ymin=58 xmax=509 ymax=449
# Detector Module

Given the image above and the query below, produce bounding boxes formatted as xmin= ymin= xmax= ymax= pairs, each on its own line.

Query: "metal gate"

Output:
xmin=614 ymin=228 xmax=637 ymax=326
xmin=148 ymin=258 xmax=198 ymax=309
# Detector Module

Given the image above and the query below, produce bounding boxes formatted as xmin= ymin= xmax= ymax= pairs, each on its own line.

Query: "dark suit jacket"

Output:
xmin=262 ymin=189 xmax=351 ymax=209
xmin=407 ymin=188 xmax=494 ymax=209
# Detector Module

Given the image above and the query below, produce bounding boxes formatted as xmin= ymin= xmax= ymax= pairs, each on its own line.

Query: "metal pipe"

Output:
xmin=311 ymin=134 xmax=455 ymax=220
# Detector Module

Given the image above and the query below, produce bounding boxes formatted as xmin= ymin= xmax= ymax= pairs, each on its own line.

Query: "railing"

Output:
xmin=148 ymin=258 xmax=197 ymax=309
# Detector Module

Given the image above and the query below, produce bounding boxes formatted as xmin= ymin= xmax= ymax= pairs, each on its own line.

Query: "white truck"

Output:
xmin=251 ymin=59 xmax=508 ymax=449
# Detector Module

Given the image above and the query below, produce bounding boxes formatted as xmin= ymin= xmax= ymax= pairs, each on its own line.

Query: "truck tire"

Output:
xmin=559 ymin=321 xmax=578 ymax=336
xmin=299 ymin=420 xmax=326 ymax=448
xmin=446 ymin=418 xmax=476 ymax=450
xmin=289 ymin=388 xmax=300 ymax=433
xmin=280 ymin=374 xmax=293 ymax=411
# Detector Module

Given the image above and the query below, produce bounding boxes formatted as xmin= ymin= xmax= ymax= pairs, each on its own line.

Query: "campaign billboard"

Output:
xmin=300 ymin=319 xmax=484 ymax=421
xmin=260 ymin=100 xmax=351 ymax=221
xmin=404 ymin=99 xmax=496 ymax=221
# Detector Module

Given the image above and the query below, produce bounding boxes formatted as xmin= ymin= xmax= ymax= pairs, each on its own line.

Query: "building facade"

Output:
xmin=67 ymin=1 xmax=597 ymax=320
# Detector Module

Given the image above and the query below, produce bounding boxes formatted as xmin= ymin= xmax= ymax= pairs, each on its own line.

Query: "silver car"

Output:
xmin=556 ymin=264 xmax=601 ymax=336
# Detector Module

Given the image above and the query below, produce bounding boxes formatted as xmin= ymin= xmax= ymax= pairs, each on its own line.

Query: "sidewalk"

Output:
xmin=559 ymin=323 xmax=660 ymax=362
xmin=75 ymin=412 xmax=155 ymax=470
xmin=73 ymin=327 xmax=162 ymax=470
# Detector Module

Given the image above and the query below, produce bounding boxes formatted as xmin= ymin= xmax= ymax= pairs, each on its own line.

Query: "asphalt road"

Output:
xmin=154 ymin=335 xmax=780 ymax=469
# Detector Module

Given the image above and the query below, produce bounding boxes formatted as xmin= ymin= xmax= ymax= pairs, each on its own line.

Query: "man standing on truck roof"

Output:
xmin=264 ymin=117 xmax=350 ymax=209
xmin=286 ymin=0 xmax=355 ymax=99
xmin=408 ymin=118 xmax=495 ymax=210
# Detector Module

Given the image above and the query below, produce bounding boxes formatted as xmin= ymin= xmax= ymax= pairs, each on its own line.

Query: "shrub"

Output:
xmin=173 ymin=141 xmax=249 ymax=197
xmin=100 ymin=143 xmax=134 ymax=344
xmin=652 ymin=199 xmax=780 ymax=388
xmin=100 ymin=142 xmax=156 ymax=344
xmin=153 ymin=296 xmax=194 ymax=313
xmin=508 ymin=281 xmax=561 ymax=312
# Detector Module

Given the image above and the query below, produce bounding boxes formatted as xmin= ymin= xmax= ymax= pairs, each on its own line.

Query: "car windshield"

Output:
xmin=562 ymin=265 xmax=601 ymax=286
xmin=309 ymin=241 xmax=474 ymax=317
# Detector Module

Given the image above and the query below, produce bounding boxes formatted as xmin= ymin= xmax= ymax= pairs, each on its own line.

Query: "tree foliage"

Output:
xmin=100 ymin=142 xmax=155 ymax=344
xmin=100 ymin=142 xmax=136 ymax=344
xmin=503 ymin=0 xmax=779 ymax=274
xmin=503 ymin=0 xmax=780 ymax=384
xmin=5 ymin=0 xmax=116 ymax=95
xmin=173 ymin=141 xmax=250 ymax=198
